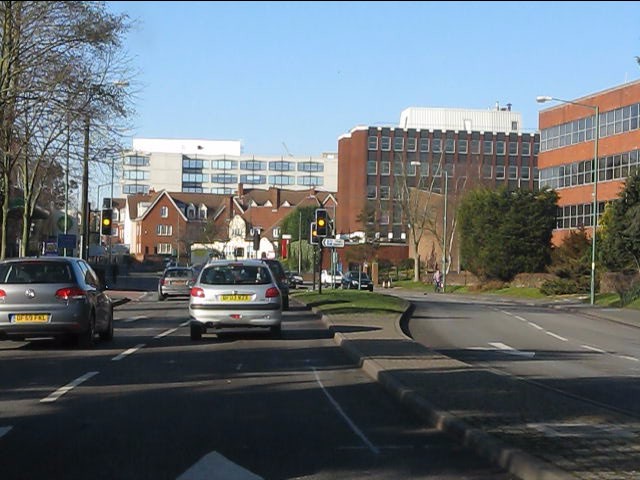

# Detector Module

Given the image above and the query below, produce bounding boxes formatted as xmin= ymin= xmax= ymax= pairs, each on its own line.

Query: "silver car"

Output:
xmin=158 ymin=266 xmax=195 ymax=300
xmin=189 ymin=259 xmax=283 ymax=340
xmin=0 ymin=257 xmax=114 ymax=348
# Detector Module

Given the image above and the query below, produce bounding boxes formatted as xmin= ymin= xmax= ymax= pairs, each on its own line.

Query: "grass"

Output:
xmin=292 ymin=289 xmax=408 ymax=316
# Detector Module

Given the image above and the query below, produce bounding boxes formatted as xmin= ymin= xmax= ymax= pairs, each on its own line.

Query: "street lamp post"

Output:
xmin=536 ymin=95 xmax=600 ymax=305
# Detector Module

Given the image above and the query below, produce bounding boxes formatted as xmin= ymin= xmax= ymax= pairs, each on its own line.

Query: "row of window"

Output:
xmin=540 ymin=102 xmax=640 ymax=152
xmin=368 ymin=136 xmax=538 ymax=156
xmin=366 ymin=160 xmax=536 ymax=181
xmin=539 ymin=148 xmax=640 ymax=190
xmin=181 ymin=173 xmax=324 ymax=184
xmin=555 ymin=202 xmax=605 ymax=230
xmin=178 ymin=158 xmax=325 ymax=172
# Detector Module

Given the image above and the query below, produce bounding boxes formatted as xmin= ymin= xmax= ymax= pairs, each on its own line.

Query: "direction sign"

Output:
xmin=322 ymin=238 xmax=345 ymax=248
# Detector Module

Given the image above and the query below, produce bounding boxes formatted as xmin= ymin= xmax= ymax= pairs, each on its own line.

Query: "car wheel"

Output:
xmin=283 ymin=295 xmax=289 ymax=310
xmin=78 ymin=313 xmax=96 ymax=349
xmin=99 ymin=309 xmax=114 ymax=341
xmin=158 ymin=291 xmax=166 ymax=301
xmin=271 ymin=324 xmax=281 ymax=337
xmin=190 ymin=323 xmax=203 ymax=341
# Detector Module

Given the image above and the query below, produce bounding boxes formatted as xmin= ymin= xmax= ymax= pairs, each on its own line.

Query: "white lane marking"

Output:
xmin=499 ymin=310 xmax=513 ymax=316
xmin=514 ymin=315 xmax=528 ymax=322
xmin=111 ymin=343 xmax=146 ymax=361
xmin=489 ymin=342 xmax=535 ymax=358
xmin=236 ymin=363 xmax=243 ymax=371
xmin=0 ymin=426 xmax=13 ymax=439
xmin=40 ymin=371 xmax=99 ymax=403
xmin=155 ymin=328 xmax=178 ymax=339
xmin=545 ymin=331 xmax=568 ymax=342
xmin=529 ymin=322 xmax=544 ymax=330
xmin=124 ymin=315 xmax=147 ymax=323
xmin=312 ymin=367 xmax=380 ymax=455
xmin=582 ymin=345 xmax=606 ymax=354
xmin=617 ymin=355 xmax=640 ymax=362
xmin=180 ymin=321 xmax=190 ymax=327
xmin=177 ymin=451 xmax=262 ymax=480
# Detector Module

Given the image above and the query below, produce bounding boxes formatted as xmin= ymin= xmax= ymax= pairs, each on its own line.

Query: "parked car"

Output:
xmin=260 ymin=258 xmax=290 ymax=310
xmin=285 ymin=270 xmax=304 ymax=289
xmin=321 ymin=269 xmax=342 ymax=287
xmin=158 ymin=266 xmax=196 ymax=300
xmin=341 ymin=270 xmax=374 ymax=291
xmin=0 ymin=256 xmax=114 ymax=347
xmin=189 ymin=259 xmax=283 ymax=340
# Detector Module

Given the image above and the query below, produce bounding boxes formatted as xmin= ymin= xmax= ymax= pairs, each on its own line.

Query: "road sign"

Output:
xmin=322 ymin=238 xmax=344 ymax=248
xmin=57 ymin=234 xmax=76 ymax=250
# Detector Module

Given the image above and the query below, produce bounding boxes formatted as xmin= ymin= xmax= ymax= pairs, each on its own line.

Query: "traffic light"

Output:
xmin=100 ymin=208 xmax=113 ymax=235
xmin=315 ymin=209 xmax=328 ymax=237
xmin=310 ymin=221 xmax=318 ymax=245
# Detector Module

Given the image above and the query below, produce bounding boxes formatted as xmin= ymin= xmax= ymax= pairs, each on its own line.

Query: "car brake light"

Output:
xmin=190 ymin=287 xmax=205 ymax=298
xmin=265 ymin=287 xmax=280 ymax=298
xmin=0 ymin=289 xmax=5 ymax=298
xmin=55 ymin=287 xmax=86 ymax=300
xmin=160 ymin=278 xmax=167 ymax=286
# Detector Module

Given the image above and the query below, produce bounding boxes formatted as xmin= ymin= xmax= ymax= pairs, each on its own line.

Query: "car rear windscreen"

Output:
xmin=0 ymin=262 xmax=74 ymax=284
xmin=201 ymin=265 xmax=272 ymax=285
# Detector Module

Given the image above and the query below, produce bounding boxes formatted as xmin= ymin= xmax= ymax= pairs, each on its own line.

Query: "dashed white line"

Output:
xmin=312 ymin=367 xmax=379 ymax=454
xmin=180 ymin=321 xmax=190 ymax=327
xmin=40 ymin=371 xmax=99 ymax=403
xmin=111 ymin=343 xmax=146 ymax=361
xmin=155 ymin=328 xmax=178 ymax=338
xmin=0 ymin=426 xmax=13 ymax=439
xmin=528 ymin=322 xmax=544 ymax=330
xmin=581 ymin=345 xmax=606 ymax=354
xmin=514 ymin=315 xmax=528 ymax=322
xmin=545 ymin=331 xmax=568 ymax=342
xmin=489 ymin=342 xmax=535 ymax=358
xmin=617 ymin=355 xmax=640 ymax=362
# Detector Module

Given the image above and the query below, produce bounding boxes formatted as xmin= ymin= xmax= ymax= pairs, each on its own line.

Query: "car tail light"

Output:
xmin=55 ymin=287 xmax=86 ymax=300
xmin=265 ymin=287 xmax=280 ymax=298
xmin=160 ymin=278 xmax=167 ymax=286
xmin=190 ymin=287 xmax=205 ymax=298
xmin=0 ymin=289 xmax=5 ymax=298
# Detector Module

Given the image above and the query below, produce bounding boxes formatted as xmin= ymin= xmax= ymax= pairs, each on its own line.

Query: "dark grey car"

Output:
xmin=158 ymin=266 xmax=196 ymax=300
xmin=341 ymin=270 xmax=374 ymax=291
xmin=0 ymin=257 xmax=114 ymax=347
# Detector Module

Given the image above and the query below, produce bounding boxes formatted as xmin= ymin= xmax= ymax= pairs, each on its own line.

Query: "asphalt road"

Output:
xmin=407 ymin=293 xmax=640 ymax=418
xmin=0 ymin=294 xmax=515 ymax=480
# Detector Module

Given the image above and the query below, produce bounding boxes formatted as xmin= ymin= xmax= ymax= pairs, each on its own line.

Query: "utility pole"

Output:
xmin=298 ymin=210 xmax=302 ymax=274
xmin=80 ymin=116 xmax=90 ymax=260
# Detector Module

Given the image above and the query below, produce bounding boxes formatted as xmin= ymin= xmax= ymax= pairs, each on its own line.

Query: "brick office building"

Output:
xmin=337 ymin=106 xmax=539 ymax=272
xmin=538 ymin=80 xmax=640 ymax=245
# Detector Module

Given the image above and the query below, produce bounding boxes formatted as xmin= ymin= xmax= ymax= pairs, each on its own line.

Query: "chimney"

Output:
xmin=507 ymin=103 xmax=512 ymax=111
xmin=237 ymin=183 xmax=244 ymax=197
xmin=269 ymin=187 xmax=280 ymax=208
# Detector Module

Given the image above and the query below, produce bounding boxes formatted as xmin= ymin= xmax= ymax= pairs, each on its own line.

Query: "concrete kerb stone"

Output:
xmin=317 ymin=304 xmax=574 ymax=480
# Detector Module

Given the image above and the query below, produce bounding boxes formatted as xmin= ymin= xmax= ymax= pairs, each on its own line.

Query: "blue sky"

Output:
xmin=108 ymin=1 xmax=640 ymax=157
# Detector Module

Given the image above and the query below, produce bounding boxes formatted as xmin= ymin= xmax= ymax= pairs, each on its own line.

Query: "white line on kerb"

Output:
xmin=618 ymin=355 xmax=640 ymax=362
xmin=312 ymin=367 xmax=379 ymax=454
xmin=111 ymin=343 xmax=146 ymax=361
xmin=180 ymin=321 xmax=190 ymax=327
xmin=581 ymin=345 xmax=606 ymax=354
xmin=40 ymin=371 xmax=99 ymax=403
xmin=155 ymin=328 xmax=178 ymax=338
xmin=545 ymin=331 xmax=568 ymax=342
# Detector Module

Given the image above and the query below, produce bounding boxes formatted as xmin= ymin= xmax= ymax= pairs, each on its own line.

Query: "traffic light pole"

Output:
xmin=318 ymin=246 xmax=323 ymax=294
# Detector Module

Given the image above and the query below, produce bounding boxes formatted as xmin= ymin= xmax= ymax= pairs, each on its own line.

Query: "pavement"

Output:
xmin=108 ymin=276 xmax=640 ymax=480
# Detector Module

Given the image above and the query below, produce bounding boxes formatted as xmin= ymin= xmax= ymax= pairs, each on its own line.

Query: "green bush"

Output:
xmin=540 ymin=278 xmax=580 ymax=295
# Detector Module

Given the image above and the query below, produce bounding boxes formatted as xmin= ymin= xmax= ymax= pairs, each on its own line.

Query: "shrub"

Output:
xmin=540 ymin=278 xmax=580 ymax=295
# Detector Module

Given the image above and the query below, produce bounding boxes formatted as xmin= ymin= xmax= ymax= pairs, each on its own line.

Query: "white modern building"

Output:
xmin=120 ymin=138 xmax=338 ymax=195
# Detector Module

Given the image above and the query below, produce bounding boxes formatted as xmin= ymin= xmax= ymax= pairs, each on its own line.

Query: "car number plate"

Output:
xmin=221 ymin=294 xmax=251 ymax=301
xmin=171 ymin=280 xmax=186 ymax=285
xmin=12 ymin=313 xmax=50 ymax=323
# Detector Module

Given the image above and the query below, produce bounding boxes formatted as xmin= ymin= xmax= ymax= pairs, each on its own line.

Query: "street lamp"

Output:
xmin=536 ymin=95 xmax=600 ymax=305
xmin=80 ymin=80 xmax=129 ymax=260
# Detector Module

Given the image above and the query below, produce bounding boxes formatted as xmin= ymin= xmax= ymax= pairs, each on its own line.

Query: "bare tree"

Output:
xmin=0 ymin=1 xmax=134 ymax=258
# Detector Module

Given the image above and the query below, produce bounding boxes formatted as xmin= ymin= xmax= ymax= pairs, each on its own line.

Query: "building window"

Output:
xmin=511 ymin=121 xmax=518 ymax=131
xmin=269 ymin=161 xmax=295 ymax=171
xmin=156 ymin=225 xmax=173 ymax=236
xmin=187 ymin=206 xmax=196 ymax=219
xmin=124 ymin=170 xmax=149 ymax=180
xmin=407 ymin=137 xmax=417 ymax=152
xmin=509 ymin=142 xmax=518 ymax=155
xmin=240 ymin=160 xmax=266 ymax=171
xmin=483 ymin=140 xmax=493 ymax=154
xmin=240 ymin=174 xmax=266 ymax=184
xmin=124 ymin=155 xmax=149 ymax=166
xmin=393 ymin=137 xmax=404 ymax=151
xmin=432 ymin=138 xmax=442 ymax=153
xmin=380 ymin=161 xmax=390 ymax=176
xmin=160 ymin=206 xmax=168 ymax=218
xmin=368 ymin=136 xmax=378 ymax=150
xmin=211 ymin=159 xmax=237 ymax=170
xmin=522 ymin=142 xmax=531 ymax=156
xmin=298 ymin=176 xmax=323 ymax=186
xmin=521 ymin=166 xmax=530 ymax=180
xmin=199 ymin=207 xmax=207 ymax=219
xmin=212 ymin=173 xmax=238 ymax=183
xmin=157 ymin=243 xmax=172 ymax=254
xmin=123 ymin=184 xmax=148 ymax=194
xmin=268 ymin=175 xmax=295 ymax=185
xmin=419 ymin=138 xmax=429 ymax=152
xmin=367 ymin=185 xmax=377 ymax=199
xmin=367 ymin=161 xmax=377 ymax=175
xmin=380 ymin=186 xmax=390 ymax=200
xmin=471 ymin=139 xmax=481 ymax=154
xmin=496 ymin=165 xmax=505 ymax=179
xmin=496 ymin=141 xmax=505 ymax=155
xmin=458 ymin=139 xmax=468 ymax=154
xmin=298 ymin=162 xmax=324 ymax=172
xmin=509 ymin=166 xmax=518 ymax=179
xmin=380 ymin=136 xmax=391 ymax=151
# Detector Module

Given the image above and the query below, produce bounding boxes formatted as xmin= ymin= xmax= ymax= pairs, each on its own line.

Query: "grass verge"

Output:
xmin=292 ymin=289 xmax=408 ymax=316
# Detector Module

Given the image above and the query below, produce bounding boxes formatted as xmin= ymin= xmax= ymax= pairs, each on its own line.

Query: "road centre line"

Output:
xmin=545 ymin=331 xmax=568 ymax=342
xmin=528 ymin=322 xmax=544 ymax=330
xmin=312 ymin=367 xmax=380 ymax=455
xmin=155 ymin=328 xmax=178 ymax=338
xmin=581 ymin=344 xmax=606 ymax=353
xmin=111 ymin=343 xmax=146 ymax=361
xmin=40 ymin=371 xmax=99 ymax=403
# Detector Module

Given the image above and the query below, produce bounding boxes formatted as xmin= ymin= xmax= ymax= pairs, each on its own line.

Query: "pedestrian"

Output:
xmin=112 ymin=262 xmax=119 ymax=285
xmin=433 ymin=267 xmax=442 ymax=293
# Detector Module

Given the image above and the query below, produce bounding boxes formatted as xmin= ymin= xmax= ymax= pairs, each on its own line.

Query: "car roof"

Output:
xmin=0 ymin=256 xmax=77 ymax=264
xmin=205 ymin=259 xmax=269 ymax=267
